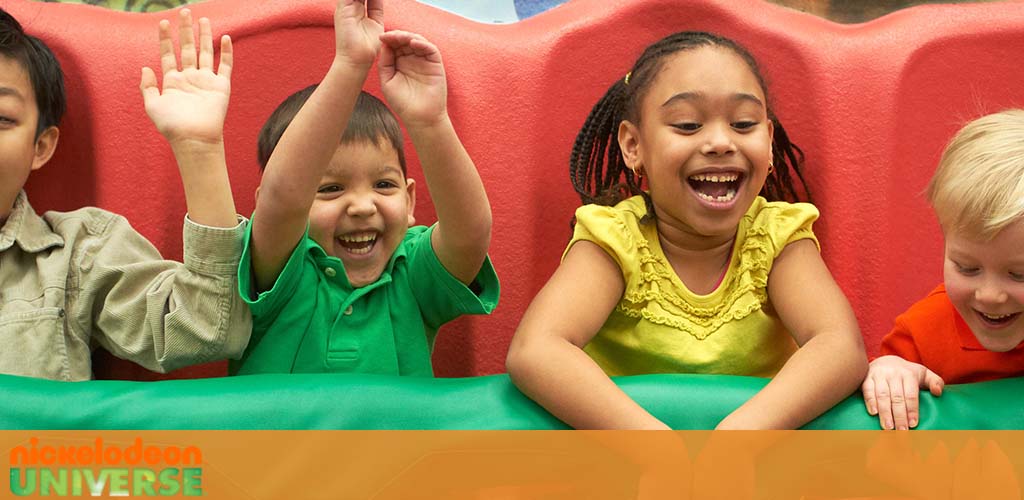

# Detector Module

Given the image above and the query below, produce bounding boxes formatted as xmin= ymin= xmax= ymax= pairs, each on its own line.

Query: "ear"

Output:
xmin=254 ymin=185 xmax=261 ymax=205
xmin=405 ymin=178 xmax=417 ymax=227
xmin=31 ymin=126 xmax=59 ymax=171
xmin=617 ymin=120 xmax=642 ymax=171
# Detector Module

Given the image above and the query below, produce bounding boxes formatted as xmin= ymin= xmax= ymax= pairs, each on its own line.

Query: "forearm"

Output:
xmin=508 ymin=335 xmax=668 ymax=430
xmin=256 ymin=61 xmax=369 ymax=225
xmin=718 ymin=331 xmax=867 ymax=429
xmin=251 ymin=60 xmax=370 ymax=288
xmin=170 ymin=139 xmax=237 ymax=228
xmin=407 ymin=116 xmax=491 ymax=279
xmin=88 ymin=216 xmax=251 ymax=372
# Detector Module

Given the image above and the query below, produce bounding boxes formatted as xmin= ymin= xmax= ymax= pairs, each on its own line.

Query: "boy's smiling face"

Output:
xmin=0 ymin=54 xmax=54 ymax=226
xmin=944 ymin=219 xmax=1024 ymax=352
xmin=307 ymin=140 xmax=416 ymax=288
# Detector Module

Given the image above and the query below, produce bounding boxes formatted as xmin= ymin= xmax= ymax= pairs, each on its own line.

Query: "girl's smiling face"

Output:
xmin=619 ymin=47 xmax=773 ymax=245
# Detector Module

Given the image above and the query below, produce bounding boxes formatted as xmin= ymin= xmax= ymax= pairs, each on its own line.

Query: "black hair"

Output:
xmin=257 ymin=85 xmax=406 ymax=174
xmin=570 ymin=31 xmax=808 ymax=217
xmin=0 ymin=7 xmax=66 ymax=138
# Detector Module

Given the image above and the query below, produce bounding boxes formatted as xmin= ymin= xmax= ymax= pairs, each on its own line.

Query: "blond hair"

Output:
xmin=927 ymin=109 xmax=1024 ymax=240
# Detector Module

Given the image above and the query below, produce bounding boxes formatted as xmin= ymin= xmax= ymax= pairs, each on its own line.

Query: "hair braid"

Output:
xmin=568 ymin=30 xmax=811 ymax=227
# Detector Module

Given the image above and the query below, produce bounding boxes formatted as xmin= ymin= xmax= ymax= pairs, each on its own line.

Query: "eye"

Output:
xmin=953 ymin=261 xmax=980 ymax=276
xmin=317 ymin=184 xmax=342 ymax=194
xmin=0 ymin=116 xmax=15 ymax=126
xmin=732 ymin=120 xmax=757 ymax=131
xmin=671 ymin=122 xmax=702 ymax=133
xmin=375 ymin=180 xmax=399 ymax=190
xmin=1010 ymin=271 xmax=1024 ymax=282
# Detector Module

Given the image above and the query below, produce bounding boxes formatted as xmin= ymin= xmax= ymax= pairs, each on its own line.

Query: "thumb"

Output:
xmin=140 ymin=67 xmax=160 ymax=103
xmin=921 ymin=368 xmax=945 ymax=397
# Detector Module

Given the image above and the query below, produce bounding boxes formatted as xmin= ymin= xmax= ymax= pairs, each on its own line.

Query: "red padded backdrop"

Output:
xmin=3 ymin=0 xmax=1024 ymax=379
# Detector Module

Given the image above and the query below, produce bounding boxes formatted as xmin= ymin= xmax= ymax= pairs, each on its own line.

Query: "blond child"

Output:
xmin=863 ymin=109 xmax=1024 ymax=430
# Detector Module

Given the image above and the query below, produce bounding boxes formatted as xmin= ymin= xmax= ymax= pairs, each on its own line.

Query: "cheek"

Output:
xmin=307 ymin=203 xmax=339 ymax=240
xmin=942 ymin=268 xmax=973 ymax=309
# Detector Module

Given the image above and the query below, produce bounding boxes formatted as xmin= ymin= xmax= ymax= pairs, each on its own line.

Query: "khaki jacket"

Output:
xmin=0 ymin=191 xmax=251 ymax=380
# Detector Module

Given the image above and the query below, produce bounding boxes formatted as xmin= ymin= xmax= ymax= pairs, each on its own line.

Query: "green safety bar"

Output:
xmin=2 ymin=373 xmax=1020 ymax=429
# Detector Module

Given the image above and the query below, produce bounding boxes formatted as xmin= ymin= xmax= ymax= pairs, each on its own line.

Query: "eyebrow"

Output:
xmin=377 ymin=165 xmax=403 ymax=176
xmin=661 ymin=91 xmax=764 ymax=108
xmin=0 ymin=86 xmax=25 ymax=101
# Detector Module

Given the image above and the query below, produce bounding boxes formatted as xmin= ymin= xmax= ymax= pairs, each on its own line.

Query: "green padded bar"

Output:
xmin=1 ymin=373 xmax=1021 ymax=429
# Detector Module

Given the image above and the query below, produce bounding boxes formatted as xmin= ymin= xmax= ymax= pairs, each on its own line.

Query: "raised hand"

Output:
xmin=379 ymin=30 xmax=447 ymax=128
xmin=141 ymin=9 xmax=232 ymax=147
xmin=334 ymin=0 xmax=384 ymax=67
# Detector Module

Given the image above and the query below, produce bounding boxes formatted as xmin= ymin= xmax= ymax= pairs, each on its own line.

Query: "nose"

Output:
xmin=974 ymin=277 xmax=1009 ymax=305
xmin=700 ymin=122 xmax=736 ymax=156
xmin=345 ymin=193 xmax=377 ymax=218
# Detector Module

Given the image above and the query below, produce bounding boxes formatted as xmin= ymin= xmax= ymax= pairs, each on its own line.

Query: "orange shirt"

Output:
xmin=880 ymin=284 xmax=1024 ymax=384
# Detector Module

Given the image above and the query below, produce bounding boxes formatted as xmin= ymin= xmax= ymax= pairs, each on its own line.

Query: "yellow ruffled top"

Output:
xmin=568 ymin=195 xmax=819 ymax=377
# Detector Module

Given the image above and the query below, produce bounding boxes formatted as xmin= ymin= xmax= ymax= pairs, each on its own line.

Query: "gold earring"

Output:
xmin=767 ymin=161 xmax=775 ymax=175
xmin=631 ymin=165 xmax=643 ymax=180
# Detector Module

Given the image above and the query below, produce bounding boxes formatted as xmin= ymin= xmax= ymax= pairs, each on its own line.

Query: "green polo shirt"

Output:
xmin=231 ymin=223 xmax=499 ymax=376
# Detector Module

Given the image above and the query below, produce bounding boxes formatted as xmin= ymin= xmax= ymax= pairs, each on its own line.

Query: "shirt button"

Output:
xmin=344 ymin=305 xmax=353 ymax=316
xmin=324 ymin=267 xmax=337 ymax=277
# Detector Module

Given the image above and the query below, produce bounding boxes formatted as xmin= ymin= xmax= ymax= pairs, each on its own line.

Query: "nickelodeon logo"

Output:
xmin=9 ymin=438 xmax=202 ymax=497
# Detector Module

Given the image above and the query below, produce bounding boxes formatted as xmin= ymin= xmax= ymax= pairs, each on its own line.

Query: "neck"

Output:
xmin=655 ymin=216 xmax=736 ymax=295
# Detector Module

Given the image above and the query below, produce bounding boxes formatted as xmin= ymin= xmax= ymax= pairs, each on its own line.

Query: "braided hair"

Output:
xmin=569 ymin=32 xmax=808 ymax=218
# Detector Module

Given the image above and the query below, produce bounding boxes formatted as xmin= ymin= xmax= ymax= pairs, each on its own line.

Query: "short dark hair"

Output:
xmin=257 ymin=86 xmax=406 ymax=174
xmin=0 ymin=8 xmax=66 ymax=138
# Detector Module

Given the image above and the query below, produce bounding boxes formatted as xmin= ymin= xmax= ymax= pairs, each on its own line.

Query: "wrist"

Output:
xmin=329 ymin=56 xmax=374 ymax=75
xmin=403 ymin=112 xmax=452 ymax=135
xmin=167 ymin=136 xmax=225 ymax=156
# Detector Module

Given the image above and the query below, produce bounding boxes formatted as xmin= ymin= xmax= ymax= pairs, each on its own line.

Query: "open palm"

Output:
xmin=141 ymin=10 xmax=232 ymax=145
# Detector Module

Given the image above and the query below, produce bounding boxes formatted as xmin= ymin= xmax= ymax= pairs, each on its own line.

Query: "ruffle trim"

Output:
xmin=619 ymin=225 xmax=776 ymax=341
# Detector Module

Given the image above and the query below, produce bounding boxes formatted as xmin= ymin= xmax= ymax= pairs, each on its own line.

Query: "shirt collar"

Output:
xmin=0 ymin=191 xmax=65 ymax=253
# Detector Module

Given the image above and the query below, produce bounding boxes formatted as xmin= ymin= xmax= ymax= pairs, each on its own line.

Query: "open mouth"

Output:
xmin=337 ymin=232 xmax=378 ymax=256
xmin=688 ymin=172 xmax=744 ymax=204
xmin=976 ymin=309 xmax=1021 ymax=327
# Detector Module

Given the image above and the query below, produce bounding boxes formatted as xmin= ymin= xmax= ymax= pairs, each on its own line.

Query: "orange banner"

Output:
xmin=4 ymin=431 xmax=1023 ymax=499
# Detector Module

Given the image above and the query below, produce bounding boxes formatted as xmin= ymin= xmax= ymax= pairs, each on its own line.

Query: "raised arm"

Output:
xmin=506 ymin=242 xmax=670 ymax=429
xmin=717 ymin=239 xmax=868 ymax=429
xmin=249 ymin=0 xmax=383 ymax=291
xmin=141 ymin=9 xmax=236 ymax=228
xmin=378 ymin=31 xmax=491 ymax=284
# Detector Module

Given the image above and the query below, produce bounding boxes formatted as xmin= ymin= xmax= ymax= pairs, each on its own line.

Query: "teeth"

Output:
xmin=691 ymin=173 xmax=739 ymax=183
xmin=981 ymin=312 xmax=1015 ymax=320
xmin=339 ymin=233 xmax=377 ymax=243
xmin=696 ymin=189 xmax=737 ymax=203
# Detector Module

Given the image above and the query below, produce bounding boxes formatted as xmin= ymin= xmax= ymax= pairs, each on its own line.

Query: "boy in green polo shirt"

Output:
xmin=231 ymin=0 xmax=498 ymax=375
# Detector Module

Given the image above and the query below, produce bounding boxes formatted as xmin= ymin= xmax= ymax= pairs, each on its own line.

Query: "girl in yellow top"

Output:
xmin=506 ymin=32 xmax=867 ymax=429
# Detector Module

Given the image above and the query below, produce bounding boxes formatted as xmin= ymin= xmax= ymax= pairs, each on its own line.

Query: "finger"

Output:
xmin=158 ymin=19 xmax=177 ymax=75
xmin=379 ymin=30 xmax=415 ymax=48
xmin=198 ymin=17 xmax=214 ymax=70
xmin=377 ymin=41 xmax=396 ymax=83
xmin=139 ymin=67 xmax=160 ymax=103
xmin=861 ymin=377 xmax=877 ymax=415
xmin=178 ymin=8 xmax=197 ymax=69
xmin=366 ymin=0 xmax=384 ymax=25
xmin=216 ymin=35 xmax=233 ymax=80
xmin=874 ymin=376 xmax=895 ymax=430
xmin=409 ymin=37 xmax=442 ymax=62
xmin=889 ymin=376 xmax=910 ymax=431
xmin=924 ymin=369 xmax=944 ymax=397
xmin=901 ymin=372 xmax=921 ymax=429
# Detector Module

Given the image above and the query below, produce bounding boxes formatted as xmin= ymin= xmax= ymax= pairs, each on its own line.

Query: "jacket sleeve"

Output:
xmin=73 ymin=212 xmax=252 ymax=373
